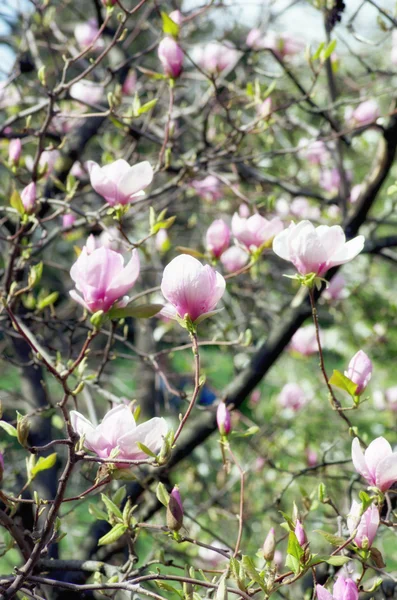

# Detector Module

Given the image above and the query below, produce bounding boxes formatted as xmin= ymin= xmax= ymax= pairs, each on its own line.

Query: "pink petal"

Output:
xmin=327 ymin=236 xmax=365 ymax=269
xmin=315 ymin=585 xmax=333 ymax=600
xmin=351 ymin=437 xmax=372 ymax=484
xmin=107 ymin=249 xmax=140 ymax=300
xmin=364 ymin=436 xmax=392 ymax=483
xmin=118 ymin=161 xmax=153 ymax=201
xmin=375 ymin=452 xmax=397 ymax=491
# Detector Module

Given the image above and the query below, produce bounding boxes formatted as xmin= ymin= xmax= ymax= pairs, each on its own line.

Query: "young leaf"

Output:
xmin=325 ymin=556 xmax=350 ymax=566
xmin=88 ymin=504 xmax=109 ymax=521
xmin=161 ymin=11 xmax=180 ymax=38
xmin=31 ymin=453 xmax=57 ymax=477
xmin=101 ymin=493 xmax=123 ymax=520
xmin=0 ymin=420 xmax=18 ymax=437
xmin=98 ymin=523 xmax=127 ymax=546
xmin=328 ymin=370 xmax=358 ymax=398
xmin=136 ymin=442 xmax=157 ymax=457
xmin=10 ymin=190 xmax=25 ymax=215
xmin=241 ymin=555 xmax=265 ymax=588
xmin=314 ymin=530 xmax=346 ymax=547
xmin=156 ymin=482 xmax=170 ymax=507
xmin=287 ymin=531 xmax=304 ymax=561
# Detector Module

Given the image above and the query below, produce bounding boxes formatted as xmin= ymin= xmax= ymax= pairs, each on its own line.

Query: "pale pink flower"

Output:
xmin=348 ymin=100 xmax=380 ymax=127
xmin=323 ymin=274 xmax=348 ymax=301
xmin=273 ymin=220 xmax=365 ymax=277
xmin=70 ymin=80 xmax=103 ymax=105
xmin=21 ymin=182 xmax=36 ymax=213
xmin=220 ymin=246 xmax=249 ymax=273
xmin=320 ymin=168 xmax=341 ymax=194
xmin=62 ymin=214 xmax=76 ymax=229
xmin=191 ymin=176 xmax=223 ymax=202
xmin=122 ymin=71 xmax=137 ymax=96
xmin=349 ymin=184 xmax=363 ymax=204
xmin=316 ymin=576 xmax=359 ymax=600
xmin=25 ymin=149 xmax=60 ymax=177
xmin=250 ymin=389 xmax=261 ymax=405
xmin=345 ymin=350 xmax=372 ymax=395
xmin=347 ymin=500 xmax=379 ymax=548
xmin=70 ymin=405 xmax=167 ymax=462
xmin=217 ymin=402 xmax=231 ymax=436
xmin=274 ymin=550 xmax=283 ymax=569
xmin=9 ymin=139 xmax=22 ymax=165
xmin=86 ymin=159 xmax=153 ymax=206
xmin=290 ymin=197 xmax=320 ymax=220
xmin=392 ymin=30 xmax=397 ymax=66
xmin=169 ymin=10 xmax=183 ymax=26
xmin=232 ymin=213 xmax=283 ymax=252
xmin=246 ymin=28 xmax=265 ymax=50
xmin=278 ymin=383 xmax=307 ymax=411
xmin=74 ymin=19 xmax=105 ymax=50
xmin=238 ymin=203 xmax=250 ymax=218
xmin=206 ymin=219 xmax=230 ymax=258
xmin=352 ymin=436 xmax=397 ymax=492
xmin=96 ymin=228 xmax=124 ymax=253
xmin=306 ymin=448 xmax=318 ymax=467
xmin=290 ymin=325 xmax=318 ymax=356
xmin=70 ymin=245 xmax=140 ymax=313
xmin=294 ymin=520 xmax=307 ymax=546
xmin=199 ymin=42 xmax=240 ymax=74
xmin=257 ymin=97 xmax=272 ymax=119
xmin=301 ymin=140 xmax=329 ymax=165
xmin=158 ymin=38 xmax=184 ymax=78
xmin=70 ymin=161 xmax=85 ymax=178
xmin=160 ymin=254 xmax=225 ymax=323
xmin=263 ymin=31 xmax=304 ymax=59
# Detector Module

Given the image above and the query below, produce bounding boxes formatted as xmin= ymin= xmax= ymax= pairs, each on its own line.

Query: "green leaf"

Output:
xmin=108 ymin=304 xmax=163 ymax=320
xmin=138 ymin=98 xmax=158 ymax=115
xmin=112 ymin=485 xmax=126 ymax=506
xmin=287 ymin=531 xmax=304 ymax=560
xmin=156 ymin=482 xmax=170 ymax=507
xmin=101 ymin=493 xmax=123 ymax=520
xmin=241 ymin=555 xmax=265 ymax=588
xmin=175 ymin=246 xmax=205 ymax=259
xmin=161 ymin=11 xmax=180 ymax=38
xmin=328 ymin=370 xmax=358 ymax=398
xmin=325 ymin=556 xmax=350 ymax=566
xmin=359 ymin=491 xmax=373 ymax=512
xmin=215 ymin=571 xmax=229 ymax=600
xmin=88 ymin=504 xmax=109 ymax=521
xmin=322 ymin=39 xmax=337 ymax=60
xmin=31 ymin=453 xmax=57 ymax=477
xmin=285 ymin=553 xmax=300 ymax=574
xmin=98 ymin=523 xmax=127 ymax=546
xmin=28 ymin=262 xmax=43 ymax=288
xmin=230 ymin=426 xmax=259 ymax=439
xmin=10 ymin=190 xmax=25 ymax=215
xmin=37 ymin=292 xmax=59 ymax=310
xmin=279 ymin=511 xmax=295 ymax=531
xmin=0 ymin=420 xmax=18 ymax=437
xmin=136 ymin=442 xmax=157 ymax=458
xmin=155 ymin=581 xmax=181 ymax=595
xmin=312 ymin=42 xmax=324 ymax=60
xmin=314 ymin=530 xmax=346 ymax=547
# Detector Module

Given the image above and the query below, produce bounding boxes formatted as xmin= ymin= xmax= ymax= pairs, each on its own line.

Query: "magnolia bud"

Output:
xmin=62 ymin=213 xmax=76 ymax=229
xmin=158 ymin=38 xmax=184 ymax=79
xmin=263 ymin=527 xmax=276 ymax=562
xmin=9 ymin=139 xmax=22 ymax=166
xmin=294 ymin=519 xmax=307 ymax=547
xmin=169 ymin=10 xmax=183 ymax=26
xmin=216 ymin=402 xmax=231 ymax=436
xmin=167 ymin=486 xmax=183 ymax=531
xmin=21 ymin=182 xmax=36 ymax=214
xmin=17 ymin=416 xmax=30 ymax=448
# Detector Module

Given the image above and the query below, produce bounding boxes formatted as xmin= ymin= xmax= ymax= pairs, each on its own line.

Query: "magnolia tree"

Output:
xmin=1 ymin=0 xmax=397 ymax=598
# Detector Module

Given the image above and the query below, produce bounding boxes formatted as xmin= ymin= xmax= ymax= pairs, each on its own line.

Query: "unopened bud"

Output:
xmin=21 ymin=182 xmax=36 ymax=214
xmin=216 ymin=402 xmax=231 ymax=436
xmin=263 ymin=527 xmax=276 ymax=562
xmin=17 ymin=416 xmax=30 ymax=448
xmin=166 ymin=485 xmax=183 ymax=531
xmin=294 ymin=519 xmax=307 ymax=547
xmin=9 ymin=139 xmax=22 ymax=166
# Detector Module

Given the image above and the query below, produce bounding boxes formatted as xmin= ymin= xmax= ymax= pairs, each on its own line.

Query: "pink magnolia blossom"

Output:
xmin=316 ymin=576 xmax=359 ymax=600
xmin=294 ymin=520 xmax=307 ymax=546
xmin=246 ymin=28 xmax=265 ymax=50
xmin=345 ymin=350 xmax=372 ymax=395
xmin=191 ymin=176 xmax=223 ymax=202
xmin=25 ymin=149 xmax=61 ymax=177
xmin=257 ymin=97 xmax=272 ymax=119
xmin=167 ymin=485 xmax=184 ymax=531
xmin=301 ymin=139 xmax=329 ymax=165
xmin=320 ymin=168 xmax=341 ymax=194
xmin=122 ymin=71 xmax=137 ymax=96
xmin=232 ymin=213 xmax=283 ymax=252
xmin=70 ymin=245 xmax=140 ymax=313
xmin=158 ymin=38 xmax=184 ymax=79
xmin=70 ymin=161 xmax=85 ymax=178
xmin=160 ymin=254 xmax=226 ymax=323
xmin=70 ymin=405 xmax=167 ymax=462
xmin=347 ymin=500 xmax=379 ymax=548
xmin=220 ymin=246 xmax=249 ymax=273
xmin=348 ymin=100 xmax=380 ymax=127
xmin=21 ymin=182 xmax=36 ymax=213
xmin=323 ymin=274 xmax=348 ymax=301
xmin=306 ymin=448 xmax=318 ymax=467
xmin=9 ymin=139 xmax=22 ymax=165
xmin=70 ymin=80 xmax=103 ymax=106
xmin=169 ymin=10 xmax=183 ymax=26
xmin=62 ymin=214 xmax=76 ymax=229
xmin=87 ymin=159 xmax=153 ymax=206
xmin=217 ymin=402 xmax=231 ymax=436
xmin=349 ymin=184 xmax=363 ymax=204
xmin=276 ymin=197 xmax=321 ymax=221
xmin=199 ymin=42 xmax=240 ymax=74
xmin=290 ymin=325 xmax=318 ymax=356
xmin=206 ymin=219 xmax=230 ymax=258
xmin=278 ymin=383 xmax=307 ymax=412
xmin=239 ymin=203 xmax=250 ymax=218
xmin=74 ymin=19 xmax=105 ymax=50
xmin=263 ymin=31 xmax=304 ymax=59
xmin=274 ymin=550 xmax=283 ymax=569
xmin=352 ymin=436 xmax=397 ymax=492
xmin=272 ymin=220 xmax=365 ymax=277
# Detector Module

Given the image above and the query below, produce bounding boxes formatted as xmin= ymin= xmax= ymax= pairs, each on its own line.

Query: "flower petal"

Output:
xmin=364 ymin=436 xmax=392 ymax=484
xmin=315 ymin=584 xmax=333 ymax=600
xmin=351 ymin=437 xmax=372 ymax=484
xmin=375 ymin=452 xmax=397 ymax=491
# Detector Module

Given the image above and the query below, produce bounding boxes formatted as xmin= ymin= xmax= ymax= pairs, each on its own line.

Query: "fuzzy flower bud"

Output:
xmin=216 ymin=402 xmax=231 ymax=436
xmin=294 ymin=519 xmax=307 ymax=546
xmin=9 ymin=139 xmax=22 ymax=166
xmin=62 ymin=214 xmax=76 ymax=229
xmin=21 ymin=182 xmax=36 ymax=214
xmin=167 ymin=486 xmax=184 ymax=531
xmin=263 ymin=527 xmax=276 ymax=561
xmin=344 ymin=350 xmax=372 ymax=396
xmin=158 ymin=38 xmax=184 ymax=79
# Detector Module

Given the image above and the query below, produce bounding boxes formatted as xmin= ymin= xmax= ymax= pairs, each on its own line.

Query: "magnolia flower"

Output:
xmin=70 ymin=80 xmax=103 ymax=106
xmin=198 ymin=42 xmax=240 ymax=74
xmin=86 ymin=159 xmax=153 ymax=206
xmin=70 ymin=245 xmax=140 ymax=313
xmin=21 ymin=182 xmax=36 ymax=213
xmin=158 ymin=38 xmax=184 ymax=78
xmin=345 ymin=350 xmax=372 ymax=395
xmin=306 ymin=448 xmax=318 ymax=467
xmin=301 ymin=139 xmax=329 ymax=165
xmin=278 ymin=383 xmax=307 ymax=411
xmin=220 ymin=246 xmax=249 ymax=273
xmin=320 ymin=168 xmax=341 ymax=194
xmin=206 ymin=219 xmax=230 ymax=258
xmin=232 ymin=213 xmax=283 ymax=252
xmin=191 ymin=176 xmax=223 ymax=202
xmin=74 ymin=19 xmax=104 ymax=50
xmin=160 ymin=254 xmax=226 ymax=323
xmin=262 ymin=31 xmax=304 ymax=59
xmin=9 ymin=139 xmax=22 ymax=165
xmin=273 ymin=221 xmax=365 ymax=277
xmin=246 ymin=28 xmax=265 ymax=49
xmin=347 ymin=500 xmax=379 ymax=548
xmin=392 ymin=30 xmax=397 ymax=66
xmin=70 ymin=405 xmax=167 ymax=462
xmin=347 ymin=100 xmax=380 ymax=127
xmin=352 ymin=436 xmax=397 ymax=492
xmin=323 ymin=273 xmax=348 ymax=302
xmin=217 ymin=402 xmax=231 ymax=436
xmin=25 ymin=149 xmax=61 ymax=177
xmin=290 ymin=325 xmax=318 ymax=356
xmin=316 ymin=576 xmax=359 ymax=600
xmin=167 ymin=486 xmax=184 ymax=531
xmin=62 ymin=213 xmax=76 ymax=229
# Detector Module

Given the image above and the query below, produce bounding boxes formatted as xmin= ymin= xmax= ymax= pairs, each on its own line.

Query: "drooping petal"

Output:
xmin=351 ymin=437 xmax=372 ymax=484
xmin=69 ymin=290 xmax=89 ymax=311
xmin=327 ymin=236 xmax=365 ymax=269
